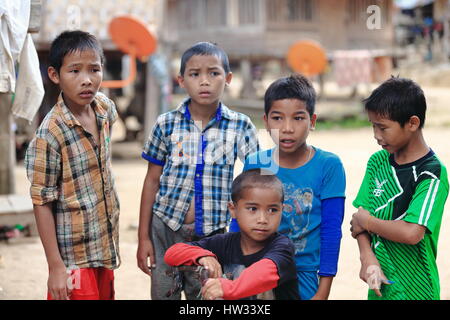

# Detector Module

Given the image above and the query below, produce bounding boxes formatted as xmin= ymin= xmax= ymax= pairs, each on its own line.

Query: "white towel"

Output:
xmin=0 ymin=0 xmax=30 ymax=93
xmin=12 ymin=34 xmax=44 ymax=122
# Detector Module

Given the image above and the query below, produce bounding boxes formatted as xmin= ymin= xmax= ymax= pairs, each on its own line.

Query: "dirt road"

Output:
xmin=1 ymin=123 xmax=450 ymax=300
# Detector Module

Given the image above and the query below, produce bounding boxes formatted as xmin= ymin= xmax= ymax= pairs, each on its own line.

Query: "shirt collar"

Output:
xmin=177 ymin=98 xmax=230 ymax=122
xmin=56 ymin=92 xmax=108 ymax=128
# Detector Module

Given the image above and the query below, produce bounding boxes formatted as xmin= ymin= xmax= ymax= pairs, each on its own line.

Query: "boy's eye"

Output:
xmin=210 ymin=71 xmax=220 ymax=76
xmin=247 ymin=207 xmax=257 ymax=212
xmin=70 ymin=69 xmax=79 ymax=73
xmin=268 ymin=208 xmax=279 ymax=214
xmin=294 ymin=116 xmax=304 ymax=121
xmin=271 ymin=116 xmax=282 ymax=121
xmin=189 ymin=72 xmax=199 ymax=77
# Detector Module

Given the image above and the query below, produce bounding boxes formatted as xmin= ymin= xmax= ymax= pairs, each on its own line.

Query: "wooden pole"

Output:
xmin=0 ymin=93 xmax=15 ymax=195
xmin=444 ymin=0 xmax=450 ymax=62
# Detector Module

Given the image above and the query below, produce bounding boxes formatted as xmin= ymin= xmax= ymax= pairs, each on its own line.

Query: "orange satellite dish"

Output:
xmin=286 ymin=40 xmax=327 ymax=76
xmin=102 ymin=15 xmax=157 ymax=88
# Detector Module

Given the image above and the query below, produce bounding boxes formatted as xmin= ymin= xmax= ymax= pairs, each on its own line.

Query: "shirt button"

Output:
xmin=196 ymin=174 xmax=200 ymax=177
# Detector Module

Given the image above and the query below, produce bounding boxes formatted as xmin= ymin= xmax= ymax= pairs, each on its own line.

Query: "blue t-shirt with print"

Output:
xmin=243 ymin=147 xmax=346 ymax=272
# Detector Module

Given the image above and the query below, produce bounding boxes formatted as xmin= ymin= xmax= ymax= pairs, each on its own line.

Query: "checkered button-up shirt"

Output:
xmin=25 ymin=92 xmax=120 ymax=269
xmin=142 ymin=99 xmax=259 ymax=236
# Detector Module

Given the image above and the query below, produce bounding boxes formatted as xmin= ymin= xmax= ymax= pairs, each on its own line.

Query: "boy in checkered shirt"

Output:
xmin=25 ymin=31 xmax=120 ymax=300
xmin=137 ymin=42 xmax=259 ymax=300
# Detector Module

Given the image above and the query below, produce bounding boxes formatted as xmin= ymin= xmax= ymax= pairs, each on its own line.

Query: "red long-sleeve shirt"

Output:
xmin=164 ymin=243 xmax=280 ymax=300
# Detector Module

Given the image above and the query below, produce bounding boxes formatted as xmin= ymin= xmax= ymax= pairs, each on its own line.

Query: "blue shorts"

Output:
xmin=297 ymin=271 xmax=319 ymax=300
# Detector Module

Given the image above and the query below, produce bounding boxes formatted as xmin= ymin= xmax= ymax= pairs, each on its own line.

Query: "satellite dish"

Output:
xmin=286 ymin=40 xmax=327 ymax=76
xmin=101 ymin=15 xmax=157 ymax=88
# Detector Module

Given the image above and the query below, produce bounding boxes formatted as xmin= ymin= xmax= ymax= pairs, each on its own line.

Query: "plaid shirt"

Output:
xmin=142 ymin=99 xmax=259 ymax=236
xmin=25 ymin=92 xmax=120 ymax=270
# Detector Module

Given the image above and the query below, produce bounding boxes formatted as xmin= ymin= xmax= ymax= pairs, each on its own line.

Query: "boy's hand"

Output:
xmin=360 ymin=254 xmax=391 ymax=297
xmin=198 ymin=256 xmax=223 ymax=279
xmin=350 ymin=207 xmax=370 ymax=238
xmin=201 ymin=278 xmax=224 ymax=300
xmin=48 ymin=264 xmax=70 ymax=300
xmin=137 ymin=238 xmax=156 ymax=276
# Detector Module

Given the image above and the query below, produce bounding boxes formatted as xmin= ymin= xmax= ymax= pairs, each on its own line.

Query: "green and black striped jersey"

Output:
xmin=353 ymin=149 xmax=449 ymax=300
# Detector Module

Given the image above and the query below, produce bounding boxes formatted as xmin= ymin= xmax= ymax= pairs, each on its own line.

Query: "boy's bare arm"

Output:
xmin=352 ymin=207 xmax=426 ymax=245
xmin=311 ymin=276 xmax=333 ymax=300
xmin=356 ymin=232 xmax=390 ymax=297
xmin=33 ymin=203 xmax=70 ymax=300
xmin=137 ymin=162 xmax=162 ymax=276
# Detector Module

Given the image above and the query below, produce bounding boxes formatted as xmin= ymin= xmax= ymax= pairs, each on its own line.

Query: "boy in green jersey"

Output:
xmin=350 ymin=77 xmax=449 ymax=300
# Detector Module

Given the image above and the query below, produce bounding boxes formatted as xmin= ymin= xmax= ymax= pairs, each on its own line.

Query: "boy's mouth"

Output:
xmin=279 ymin=139 xmax=296 ymax=148
xmin=79 ymin=90 xmax=94 ymax=99
xmin=199 ymin=91 xmax=211 ymax=98
xmin=253 ymin=228 xmax=269 ymax=234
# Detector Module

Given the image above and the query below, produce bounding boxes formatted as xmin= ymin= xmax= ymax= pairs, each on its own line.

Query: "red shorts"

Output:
xmin=47 ymin=267 xmax=115 ymax=300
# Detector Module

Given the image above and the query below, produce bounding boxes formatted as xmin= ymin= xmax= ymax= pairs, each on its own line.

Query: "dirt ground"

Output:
xmin=1 ymin=86 xmax=450 ymax=300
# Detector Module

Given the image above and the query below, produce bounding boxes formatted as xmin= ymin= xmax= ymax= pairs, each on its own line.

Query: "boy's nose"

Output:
xmin=200 ymin=78 xmax=209 ymax=86
xmin=256 ymin=211 xmax=268 ymax=223
xmin=373 ymin=129 xmax=382 ymax=142
xmin=81 ymin=74 xmax=93 ymax=86
xmin=282 ymin=120 xmax=294 ymax=133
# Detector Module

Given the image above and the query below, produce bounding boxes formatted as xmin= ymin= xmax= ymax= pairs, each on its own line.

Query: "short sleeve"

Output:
xmin=242 ymin=153 xmax=255 ymax=172
xmin=243 ymin=150 xmax=274 ymax=173
xmin=142 ymin=116 xmax=167 ymax=166
xmin=96 ymin=91 xmax=118 ymax=125
xmin=107 ymin=97 xmax=118 ymax=125
xmin=320 ymin=154 xmax=346 ymax=200
xmin=353 ymin=158 xmax=374 ymax=210
xmin=24 ymin=137 xmax=61 ymax=205
xmin=403 ymin=177 xmax=448 ymax=234
xmin=237 ymin=118 xmax=259 ymax=162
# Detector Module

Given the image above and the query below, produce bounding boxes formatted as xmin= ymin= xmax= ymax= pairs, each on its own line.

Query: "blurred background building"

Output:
xmin=10 ymin=0 xmax=450 ymax=159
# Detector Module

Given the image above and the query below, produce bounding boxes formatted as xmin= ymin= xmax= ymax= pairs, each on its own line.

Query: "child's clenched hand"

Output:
xmin=198 ymin=256 xmax=223 ymax=279
xmin=201 ymin=278 xmax=224 ymax=300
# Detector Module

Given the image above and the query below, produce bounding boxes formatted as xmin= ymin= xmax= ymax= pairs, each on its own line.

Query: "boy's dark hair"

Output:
xmin=48 ymin=30 xmax=105 ymax=73
xmin=264 ymin=74 xmax=316 ymax=116
xmin=363 ymin=76 xmax=427 ymax=128
xmin=179 ymin=42 xmax=231 ymax=75
xmin=231 ymin=169 xmax=284 ymax=204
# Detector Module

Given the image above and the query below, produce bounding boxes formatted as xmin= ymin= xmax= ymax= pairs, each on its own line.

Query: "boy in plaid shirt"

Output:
xmin=25 ymin=31 xmax=120 ymax=300
xmin=137 ymin=42 xmax=259 ymax=300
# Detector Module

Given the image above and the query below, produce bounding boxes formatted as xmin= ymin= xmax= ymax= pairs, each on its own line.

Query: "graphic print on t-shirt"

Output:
xmin=281 ymin=183 xmax=314 ymax=254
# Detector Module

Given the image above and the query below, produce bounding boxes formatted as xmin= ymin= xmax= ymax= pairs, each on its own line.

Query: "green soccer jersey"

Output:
xmin=353 ymin=149 xmax=449 ymax=300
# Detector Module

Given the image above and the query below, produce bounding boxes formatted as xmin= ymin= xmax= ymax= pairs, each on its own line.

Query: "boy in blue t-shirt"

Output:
xmin=239 ymin=74 xmax=346 ymax=299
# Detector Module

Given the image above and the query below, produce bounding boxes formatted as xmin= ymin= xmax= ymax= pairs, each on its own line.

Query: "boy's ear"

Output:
xmin=408 ymin=115 xmax=421 ymax=131
xmin=225 ymin=72 xmax=232 ymax=86
xmin=177 ymin=74 xmax=185 ymax=88
xmin=228 ymin=201 xmax=237 ymax=219
xmin=263 ymin=113 xmax=269 ymax=130
xmin=310 ymin=114 xmax=317 ymax=131
xmin=47 ymin=67 xmax=60 ymax=85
